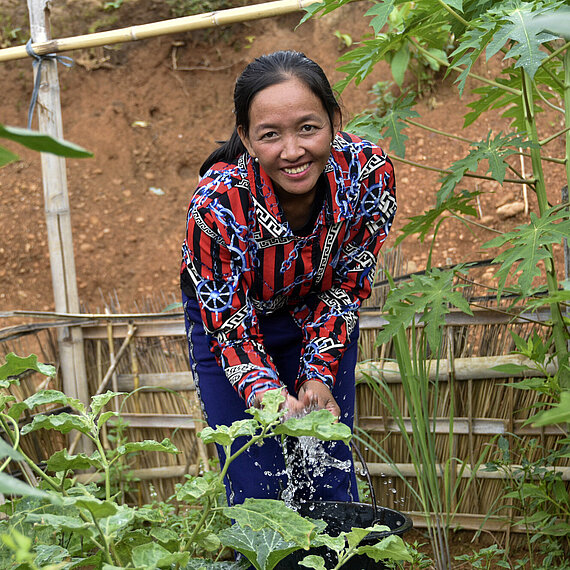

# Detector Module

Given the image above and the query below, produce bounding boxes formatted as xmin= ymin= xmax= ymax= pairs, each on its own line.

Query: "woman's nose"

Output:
xmin=280 ymin=135 xmax=304 ymax=161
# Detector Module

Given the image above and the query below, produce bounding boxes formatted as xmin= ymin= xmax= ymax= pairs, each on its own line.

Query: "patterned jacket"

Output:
xmin=181 ymin=131 xmax=397 ymax=406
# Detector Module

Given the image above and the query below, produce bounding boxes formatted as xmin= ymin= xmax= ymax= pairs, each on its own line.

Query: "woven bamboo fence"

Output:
xmin=1 ymin=253 xmax=568 ymax=532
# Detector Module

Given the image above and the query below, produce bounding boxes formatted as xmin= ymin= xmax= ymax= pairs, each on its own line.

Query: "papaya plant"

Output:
xmin=0 ymin=353 xmax=411 ymax=569
xmin=302 ymin=0 xmax=570 ymax=567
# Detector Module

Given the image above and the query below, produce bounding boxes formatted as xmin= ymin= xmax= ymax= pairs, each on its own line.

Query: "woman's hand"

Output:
xmin=297 ymin=380 xmax=340 ymax=420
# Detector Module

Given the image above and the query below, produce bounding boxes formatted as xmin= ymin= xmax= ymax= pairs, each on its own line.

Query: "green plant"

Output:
xmin=0 ymin=353 xmax=412 ymax=570
xmin=454 ymin=544 xmax=510 ymax=569
xmin=302 ymin=1 xmax=570 ymax=567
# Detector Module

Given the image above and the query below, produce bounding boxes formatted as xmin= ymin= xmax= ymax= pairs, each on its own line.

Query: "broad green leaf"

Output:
xmin=46 ymin=448 xmax=103 ymax=472
xmin=390 ymin=44 xmax=410 ymax=87
xmin=0 ymin=437 xmax=24 ymax=461
xmin=23 ymin=389 xmax=84 ymax=414
xmin=299 ymin=555 xmax=327 ymax=569
xmin=195 ymin=529 xmax=222 ymax=552
xmin=484 ymin=207 xmax=570 ymax=297
xmin=26 ymin=513 xmax=90 ymax=533
xmin=532 ymin=392 xmax=570 ymax=426
xmin=0 ymin=353 xmax=55 ymax=388
xmin=64 ymin=495 xmax=118 ymax=518
xmin=533 ymin=11 xmax=570 ymax=39
xmin=98 ymin=410 xmax=118 ymax=428
xmin=116 ymin=438 xmax=179 ymax=456
xmin=346 ymin=527 xmax=372 ymax=549
xmin=131 ymin=541 xmax=189 ymax=569
xmin=21 ymin=412 xmax=91 ymax=436
xmin=150 ymin=526 xmax=179 ymax=543
xmin=0 ymin=124 xmax=92 ymax=158
xmin=0 ymin=145 xmax=19 ymax=167
xmin=377 ymin=267 xmax=472 ymax=352
xmin=219 ymin=525 xmax=300 ymax=570
xmin=246 ymin=389 xmax=286 ymax=425
xmin=99 ymin=505 xmax=136 ymax=538
xmin=275 ymin=409 xmax=352 ymax=445
xmin=491 ymin=363 xmax=532 ymax=375
xmin=223 ymin=498 xmax=316 ymax=549
xmin=90 ymin=390 xmax=125 ymax=416
xmin=356 ymin=533 xmax=412 ymax=562
xmin=33 ymin=544 xmax=70 ymax=567
xmin=175 ymin=474 xmax=224 ymax=502
xmin=0 ymin=472 xmax=52 ymax=500
xmin=445 ymin=0 xmax=463 ymax=11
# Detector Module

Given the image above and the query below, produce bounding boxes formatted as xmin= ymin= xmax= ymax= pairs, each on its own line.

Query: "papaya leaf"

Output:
xmin=483 ymin=207 xmax=570 ymax=297
xmin=437 ymin=132 xmax=532 ymax=206
xmin=275 ymin=409 xmax=352 ymax=445
xmin=0 ymin=353 xmax=55 ymax=388
xmin=223 ymin=498 xmax=316 ymax=549
xmin=116 ymin=438 xmax=179 ymax=456
xmin=355 ymin=533 xmax=412 ymax=563
xmin=365 ymin=1 xmax=396 ymax=35
xmin=219 ymin=525 xmax=300 ymax=570
xmin=46 ymin=449 xmax=103 ymax=472
xmin=346 ymin=93 xmax=419 ymax=158
xmin=488 ymin=2 xmax=561 ymax=79
xmin=395 ymin=190 xmax=479 ymax=246
xmin=0 ymin=124 xmax=92 ymax=158
xmin=21 ymin=412 xmax=92 ymax=436
xmin=376 ymin=267 xmax=472 ymax=352
xmin=0 ymin=145 xmax=19 ymax=168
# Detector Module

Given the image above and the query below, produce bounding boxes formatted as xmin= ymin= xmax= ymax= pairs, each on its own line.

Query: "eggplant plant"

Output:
xmin=0 ymin=353 xmax=411 ymax=570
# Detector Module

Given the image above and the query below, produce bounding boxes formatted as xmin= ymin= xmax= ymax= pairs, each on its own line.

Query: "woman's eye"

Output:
xmin=260 ymin=131 xmax=277 ymax=140
xmin=301 ymin=124 xmax=316 ymax=133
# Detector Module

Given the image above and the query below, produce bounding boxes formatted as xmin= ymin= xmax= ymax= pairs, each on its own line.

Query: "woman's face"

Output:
xmin=238 ymin=77 xmax=338 ymax=200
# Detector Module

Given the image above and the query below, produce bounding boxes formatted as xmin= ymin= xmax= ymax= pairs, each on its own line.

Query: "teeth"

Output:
xmin=284 ymin=164 xmax=309 ymax=174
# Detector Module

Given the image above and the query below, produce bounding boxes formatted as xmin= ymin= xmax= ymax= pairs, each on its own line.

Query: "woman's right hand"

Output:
xmin=251 ymin=388 xmax=308 ymax=418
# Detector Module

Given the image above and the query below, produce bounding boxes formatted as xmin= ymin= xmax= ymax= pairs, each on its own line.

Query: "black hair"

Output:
xmin=199 ymin=50 xmax=341 ymax=176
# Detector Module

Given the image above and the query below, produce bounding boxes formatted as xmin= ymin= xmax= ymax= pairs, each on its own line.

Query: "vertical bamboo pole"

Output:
xmin=27 ymin=2 xmax=90 ymax=420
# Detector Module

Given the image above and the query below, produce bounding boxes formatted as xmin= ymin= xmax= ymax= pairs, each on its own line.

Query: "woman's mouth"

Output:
xmin=283 ymin=163 xmax=310 ymax=175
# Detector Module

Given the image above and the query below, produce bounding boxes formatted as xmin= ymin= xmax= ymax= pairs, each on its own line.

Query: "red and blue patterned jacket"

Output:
xmin=181 ymin=132 xmax=397 ymax=406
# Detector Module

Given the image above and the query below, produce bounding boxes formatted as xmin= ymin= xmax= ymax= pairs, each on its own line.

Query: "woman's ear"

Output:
xmin=332 ymin=109 xmax=341 ymax=136
xmin=237 ymin=125 xmax=254 ymax=157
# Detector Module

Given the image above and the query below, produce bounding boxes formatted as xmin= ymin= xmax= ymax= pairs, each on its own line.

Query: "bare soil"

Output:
xmin=1 ymin=0 xmax=568 ymax=315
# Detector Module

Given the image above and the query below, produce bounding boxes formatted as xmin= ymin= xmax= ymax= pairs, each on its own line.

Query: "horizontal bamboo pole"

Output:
xmin=109 ymin=413 xmax=204 ymax=430
xmin=0 ymin=0 xmax=321 ymax=63
xmin=357 ymin=462 xmax=570 ymax=481
xmin=117 ymin=371 xmax=195 ymax=391
xmin=356 ymin=354 xmax=557 ymax=383
xmin=358 ymin=416 xmax=566 ymax=437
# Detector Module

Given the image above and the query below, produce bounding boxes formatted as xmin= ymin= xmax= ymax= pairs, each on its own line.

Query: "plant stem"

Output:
xmin=564 ymin=47 xmax=570 ymax=193
xmin=390 ymin=154 xmax=534 ymax=185
xmin=435 ymin=0 xmax=469 ymax=27
xmin=539 ymin=125 xmax=570 ymax=147
xmin=521 ymin=70 xmax=570 ymax=388
xmin=405 ymin=118 xmax=475 ymax=144
xmin=542 ymin=41 xmax=570 ymax=66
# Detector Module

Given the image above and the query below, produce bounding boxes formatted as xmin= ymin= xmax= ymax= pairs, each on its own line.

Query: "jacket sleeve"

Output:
xmin=294 ymin=146 xmax=397 ymax=392
xmin=182 ymin=177 xmax=283 ymax=406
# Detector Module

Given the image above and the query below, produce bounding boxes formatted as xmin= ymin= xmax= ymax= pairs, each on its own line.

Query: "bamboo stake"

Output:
xmin=27 ymin=0 xmax=91 ymax=453
xmin=0 ymin=0 xmax=321 ymax=63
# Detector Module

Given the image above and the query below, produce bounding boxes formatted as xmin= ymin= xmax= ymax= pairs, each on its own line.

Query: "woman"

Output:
xmin=181 ymin=50 xmax=396 ymax=507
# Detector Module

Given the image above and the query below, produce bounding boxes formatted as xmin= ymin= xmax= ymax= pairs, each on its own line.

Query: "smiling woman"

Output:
xmin=179 ymin=50 xmax=397 ymax=510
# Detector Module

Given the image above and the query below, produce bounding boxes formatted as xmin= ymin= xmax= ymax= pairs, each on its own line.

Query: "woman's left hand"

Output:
xmin=297 ymin=380 xmax=340 ymax=420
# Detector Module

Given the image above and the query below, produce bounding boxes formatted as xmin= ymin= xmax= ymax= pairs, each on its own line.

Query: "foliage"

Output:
xmin=0 ymin=354 xmax=411 ymax=570
xmin=0 ymin=124 xmax=93 ymax=168
xmin=303 ymin=0 xmax=570 ymax=568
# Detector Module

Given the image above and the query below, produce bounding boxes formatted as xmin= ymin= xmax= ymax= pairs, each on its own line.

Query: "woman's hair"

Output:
xmin=199 ymin=50 xmax=341 ymax=176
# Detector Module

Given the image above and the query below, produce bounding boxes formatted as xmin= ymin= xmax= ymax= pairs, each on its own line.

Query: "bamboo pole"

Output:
xmin=0 ymin=0 xmax=322 ymax=63
xmin=27 ymin=0 xmax=91 ymax=453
